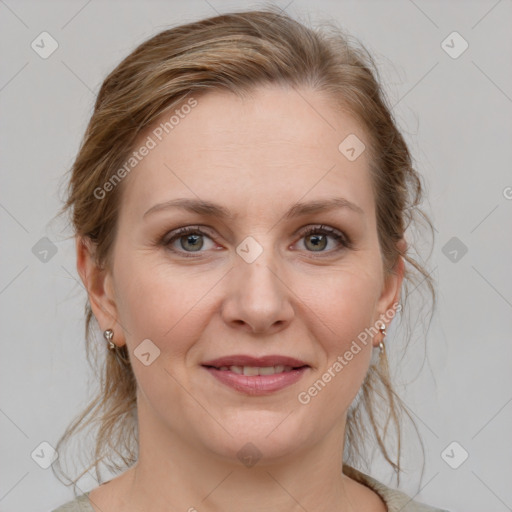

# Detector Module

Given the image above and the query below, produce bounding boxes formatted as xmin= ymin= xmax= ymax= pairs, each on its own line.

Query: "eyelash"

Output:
xmin=160 ymin=225 xmax=352 ymax=258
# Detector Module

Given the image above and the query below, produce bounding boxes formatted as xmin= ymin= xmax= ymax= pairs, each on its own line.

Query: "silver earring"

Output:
xmin=103 ymin=329 xmax=115 ymax=350
xmin=378 ymin=322 xmax=386 ymax=353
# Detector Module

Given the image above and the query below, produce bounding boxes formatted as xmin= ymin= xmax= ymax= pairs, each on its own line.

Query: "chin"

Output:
xmin=197 ymin=410 xmax=318 ymax=466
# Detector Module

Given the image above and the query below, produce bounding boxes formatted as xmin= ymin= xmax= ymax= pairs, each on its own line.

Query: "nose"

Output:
xmin=221 ymin=251 xmax=295 ymax=335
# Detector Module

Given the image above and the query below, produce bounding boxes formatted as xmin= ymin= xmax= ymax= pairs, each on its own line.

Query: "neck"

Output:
xmin=122 ymin=398 xmax=363 ymax=512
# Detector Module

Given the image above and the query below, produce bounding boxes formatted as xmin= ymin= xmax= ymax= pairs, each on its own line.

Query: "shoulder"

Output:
xmin=342 ymin=464 xmax=451 ymax=512
xmin=50 ymin=491 xmax=93 ymax=512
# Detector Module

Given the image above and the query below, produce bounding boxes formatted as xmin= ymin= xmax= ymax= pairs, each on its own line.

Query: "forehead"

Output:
xmin=119 ymin=85 xmax=375 ymax=220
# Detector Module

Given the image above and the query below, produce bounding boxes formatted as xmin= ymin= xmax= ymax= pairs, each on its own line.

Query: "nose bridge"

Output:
xmin=222 ymin=234 xmax=293 ymax=333
xmin=236 ymin=235 xmax=283 ymax=300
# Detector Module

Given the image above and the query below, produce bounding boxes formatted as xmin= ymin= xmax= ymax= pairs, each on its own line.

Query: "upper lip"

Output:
xmin=202 ymin=355 xmax=309 ymax=368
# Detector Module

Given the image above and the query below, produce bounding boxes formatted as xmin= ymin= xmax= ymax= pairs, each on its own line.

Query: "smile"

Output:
xmin=201 ymin=354 xmax=310 ymax=395
xmin=217 ymin=365 xmax=296 ymax=375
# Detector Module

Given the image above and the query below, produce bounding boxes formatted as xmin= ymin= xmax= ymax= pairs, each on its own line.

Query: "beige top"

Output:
xmin=51 ymin=465 xmax=450 ymax=512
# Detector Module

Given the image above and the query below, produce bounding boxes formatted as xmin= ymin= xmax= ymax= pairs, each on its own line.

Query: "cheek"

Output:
xmin=113 ymin=260 xmax=209 ymax=405
xmin=114 ymin=255 xmax=219 ymax=353
xmin=305 ymin=266 xmax=380 ymax=344
xmin=300 ymin=269 xmax=379 ymax=401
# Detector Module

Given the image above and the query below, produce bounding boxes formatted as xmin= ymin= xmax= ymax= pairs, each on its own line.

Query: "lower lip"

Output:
xmin=203 ymin=366 xmax=309 ymax=395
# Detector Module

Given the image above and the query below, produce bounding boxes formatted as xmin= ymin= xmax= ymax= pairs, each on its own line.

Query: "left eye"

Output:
xmin=162 ymin=225 xmax=350 ymax=256
xmin=298 ymin=225 xmax=348 ymax=252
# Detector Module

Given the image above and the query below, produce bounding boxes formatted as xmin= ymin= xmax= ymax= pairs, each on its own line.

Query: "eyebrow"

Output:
xmin=143 ymin=197 xmax=364 ymax=220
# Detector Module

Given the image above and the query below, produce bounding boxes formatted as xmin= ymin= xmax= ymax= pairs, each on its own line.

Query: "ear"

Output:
xmin=374 ymin=238 xmax=406 ymax=345
xmin=75 ymin=236 xmax=125 ymax=347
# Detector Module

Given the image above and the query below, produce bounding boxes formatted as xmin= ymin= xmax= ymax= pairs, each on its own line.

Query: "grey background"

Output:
xmin=1 ymin=1 xmax=511 ymax=511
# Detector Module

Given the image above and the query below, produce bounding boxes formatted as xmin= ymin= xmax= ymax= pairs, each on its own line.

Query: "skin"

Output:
xmin=78 ymin=84 xmax=405 ymax=512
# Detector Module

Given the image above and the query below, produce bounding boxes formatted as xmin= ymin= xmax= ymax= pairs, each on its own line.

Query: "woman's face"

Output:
xmin=82 ymin=84 xmax=403 ymax=464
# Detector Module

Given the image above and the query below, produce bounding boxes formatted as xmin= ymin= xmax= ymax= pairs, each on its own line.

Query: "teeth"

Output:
xmin=259 ymin=366 xmax=279 ymax=375
xmin=243 ymin=366 xmax=260 ymax=376
xmin=219 ymin=365 xmax=294 ymax=375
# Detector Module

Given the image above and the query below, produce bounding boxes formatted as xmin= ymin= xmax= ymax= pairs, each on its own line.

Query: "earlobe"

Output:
xmin=75 ymin=236 xmax=122 ymax=344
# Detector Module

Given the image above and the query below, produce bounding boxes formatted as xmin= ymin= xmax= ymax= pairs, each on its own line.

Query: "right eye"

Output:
xmin=162 ymin=226 xmax=218 ymax=256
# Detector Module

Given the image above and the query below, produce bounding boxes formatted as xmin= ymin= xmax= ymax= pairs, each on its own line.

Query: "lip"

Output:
xmin=203 ymin=366 xmax=309 ymax=395
xmin=202 ymin=354 xmax=308 ymax=368
xmin=201 ymin=354 xmax=310 ymax=396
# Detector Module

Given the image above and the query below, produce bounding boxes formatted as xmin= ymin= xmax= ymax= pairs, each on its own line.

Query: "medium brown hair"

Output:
xmin=54 ymin=6 xmax=435 ymax=493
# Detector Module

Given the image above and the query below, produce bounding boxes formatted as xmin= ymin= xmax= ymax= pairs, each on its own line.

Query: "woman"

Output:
xmin=52 ymin=8 xmax=448 ymax=512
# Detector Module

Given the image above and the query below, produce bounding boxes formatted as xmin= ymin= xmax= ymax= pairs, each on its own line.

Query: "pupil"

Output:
xmin=182 ymin=234 xmax=203 ymax=251
xmin=307 ymin=234 xmax=326 ymax=251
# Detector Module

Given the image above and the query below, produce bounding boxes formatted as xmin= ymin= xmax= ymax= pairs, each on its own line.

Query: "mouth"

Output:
xmin=207 ymin=364 xmax=303 ymax=375
xmin=201 ymin=355 xmax=310 ymax=395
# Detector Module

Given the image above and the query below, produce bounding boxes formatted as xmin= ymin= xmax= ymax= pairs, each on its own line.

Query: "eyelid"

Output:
xmin=161 ymin=225 xmax=215 ymax=243
xmin=296 ymin=224 xmax=352 ymax=249
xmin=161 ymin=225 xmax=219 ymax=250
